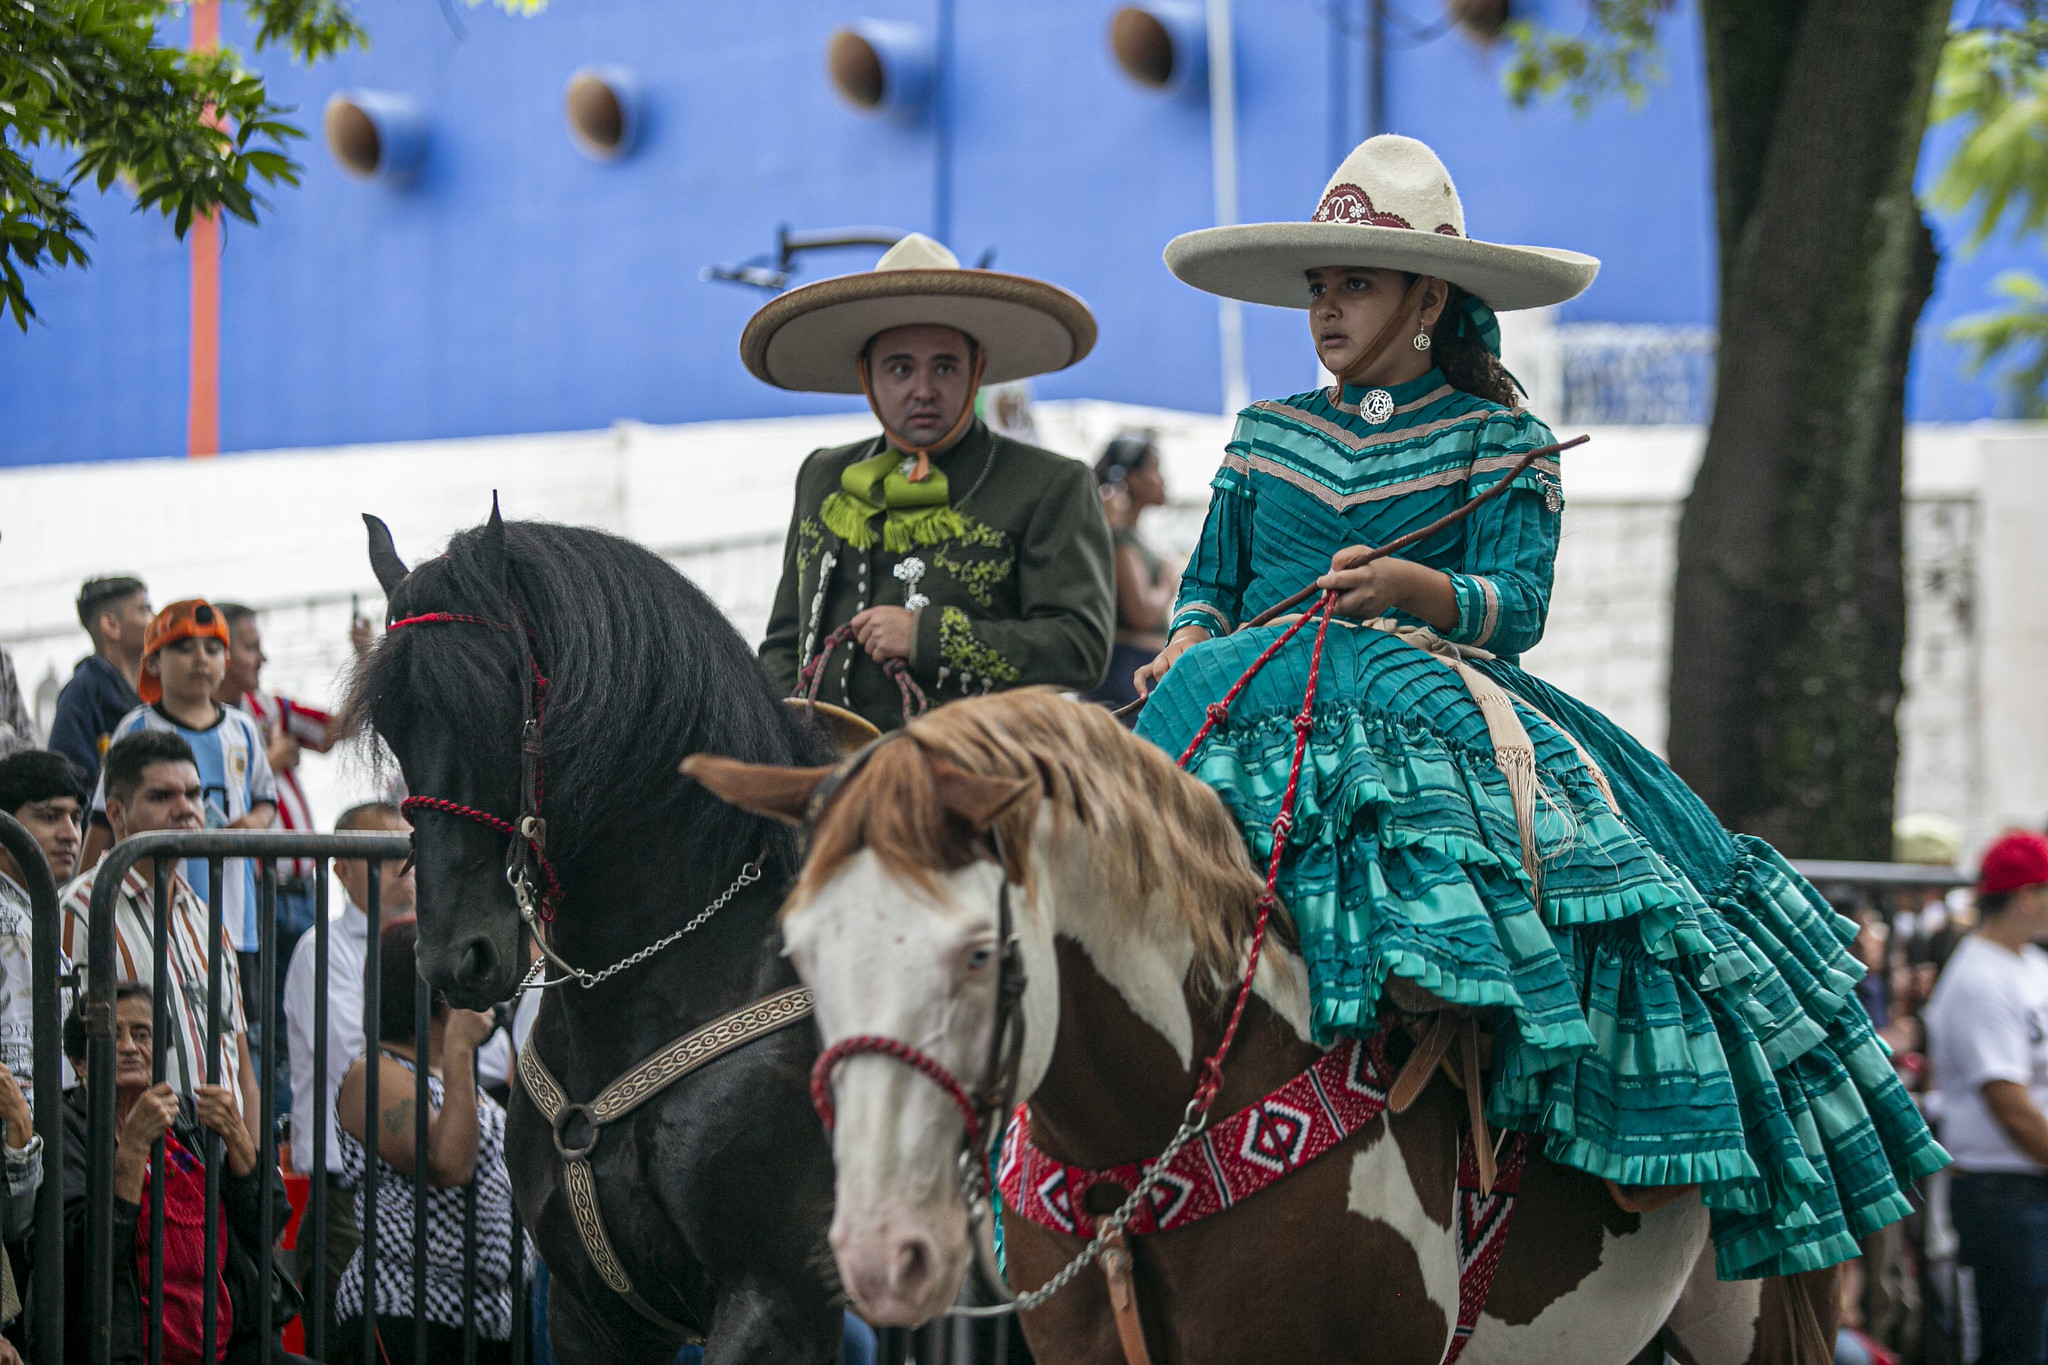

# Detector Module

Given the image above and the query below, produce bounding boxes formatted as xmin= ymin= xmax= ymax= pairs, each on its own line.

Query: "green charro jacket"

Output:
xmin=759 ymin=420 xmax=1115 ymax=731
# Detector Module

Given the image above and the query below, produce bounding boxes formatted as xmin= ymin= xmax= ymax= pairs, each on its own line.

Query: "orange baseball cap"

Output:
xmin=138 ymin=599 xmax=230 ymax=704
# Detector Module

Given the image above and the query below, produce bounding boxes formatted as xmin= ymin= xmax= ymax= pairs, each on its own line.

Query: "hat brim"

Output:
xmin=1164 ymin=223 xmax=1599 ymax=312
xmin=740 ymin=269 xmax=1098 ymax=394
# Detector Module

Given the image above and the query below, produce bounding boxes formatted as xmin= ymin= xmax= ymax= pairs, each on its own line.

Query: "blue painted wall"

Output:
xmin=0 ymin=0 xmax=2032 ymax=466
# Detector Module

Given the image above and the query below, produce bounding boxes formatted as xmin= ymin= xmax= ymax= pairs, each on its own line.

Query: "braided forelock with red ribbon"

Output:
xmin=346 ymin=509 xmax=828 ymax=909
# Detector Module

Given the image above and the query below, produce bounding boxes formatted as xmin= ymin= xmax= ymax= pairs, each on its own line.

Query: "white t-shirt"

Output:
xmin=1927 ymin=934 xmax=2048 ymax=1172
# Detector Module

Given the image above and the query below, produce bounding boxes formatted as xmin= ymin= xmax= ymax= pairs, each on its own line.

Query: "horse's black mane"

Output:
xmin=348 ymin=517 xmax=827 ymax=889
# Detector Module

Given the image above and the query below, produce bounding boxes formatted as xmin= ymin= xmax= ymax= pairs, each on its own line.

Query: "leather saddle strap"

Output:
xmin=1390 ymin=1011 xmax=1460 ymax=1114
xmin=1100 ymin=1231 xmax=1153 ymax=1365
xmin=590 ymin=987 xmax=814 ymax=1125
xmin=518 ymin=987 xmax=815 ymax=1337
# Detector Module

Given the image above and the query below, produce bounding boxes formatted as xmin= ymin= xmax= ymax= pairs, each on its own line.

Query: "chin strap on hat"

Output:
xmin=856 ymin=344 xmax=991 ymax=480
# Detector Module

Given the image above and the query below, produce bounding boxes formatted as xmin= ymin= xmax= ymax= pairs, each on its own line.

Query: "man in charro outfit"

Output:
xmin=750 ymin=234 xmax=1115 ymax=733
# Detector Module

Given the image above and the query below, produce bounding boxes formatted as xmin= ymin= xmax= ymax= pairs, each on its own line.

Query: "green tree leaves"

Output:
xmin=1502 ymin=0 xmax=1678 ymax=116
xmin=0 ymin=0 xmax=363 ymax=328
xmin=1930 ymin=7 xmax=2048 ymax=413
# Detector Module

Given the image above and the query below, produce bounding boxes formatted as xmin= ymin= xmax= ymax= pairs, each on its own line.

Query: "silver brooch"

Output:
xmin=899 ymin=455 xmax=919 ymax=478
xmin=1544 ymin=482 xmax=1562 ymax=513
xmin=894 ymin=556 xmax=930 ymax=612
xmin=1360 ymin=389 xmax=1395 ymax=425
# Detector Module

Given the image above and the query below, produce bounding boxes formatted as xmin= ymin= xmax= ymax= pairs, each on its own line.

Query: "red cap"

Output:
xmin=1977 ymin=831 xmax=2048 ymax=899
xmin=138 ymin=599 xmax=229 ymax=704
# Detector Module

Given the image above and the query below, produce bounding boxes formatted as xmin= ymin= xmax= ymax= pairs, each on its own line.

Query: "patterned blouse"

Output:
xmin=1171 ymin=367 xmax=1565 ymax=664
xmin=335 ymin=1051 xmax=517 ymax=1339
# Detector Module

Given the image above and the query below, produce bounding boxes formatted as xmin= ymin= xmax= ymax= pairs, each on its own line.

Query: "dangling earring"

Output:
xmin=1412 ymin=324 xmax=1433 ymax=352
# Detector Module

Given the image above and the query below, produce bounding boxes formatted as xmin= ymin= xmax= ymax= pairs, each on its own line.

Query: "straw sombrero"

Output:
xmin=1165 ymin=135 xmax=1599 ymax=312
xmin=740 ymin=234 xmax=1097 ymax=394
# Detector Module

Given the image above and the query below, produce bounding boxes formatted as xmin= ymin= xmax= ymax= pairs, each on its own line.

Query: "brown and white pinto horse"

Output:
xmin=690 ymin=690 xmax=1838 ymax=1364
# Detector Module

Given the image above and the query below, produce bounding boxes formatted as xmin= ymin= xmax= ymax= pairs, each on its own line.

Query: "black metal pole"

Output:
xmin=413 ymin=968 xmax=431 ymax=1365
xmin=309 ymin=861 xmax=331 ymax=1362
xmin=461 ymin=1175 xmax=479 ymax=1365
xmin=362 ymin=864 xmax=381 ymax=1365
xmin=0 ymin=813 xmax=63 ymax=1365
xmin=258 ymin=860 xmax=279 ymax=1365
xmin=200 ymin=859 xmax=224 ymax=1365
xmin=149 ymin=862 xmax=169 ymax=1365
xmin=1366 ymin=0 xmax=1386 ymax=137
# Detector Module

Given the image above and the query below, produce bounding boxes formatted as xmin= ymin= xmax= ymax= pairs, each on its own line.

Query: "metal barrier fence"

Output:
xmin=0 ymin=813 xmax=66 ymax=1365
xmin=46 ymin=828 xmax=529 ymax=1365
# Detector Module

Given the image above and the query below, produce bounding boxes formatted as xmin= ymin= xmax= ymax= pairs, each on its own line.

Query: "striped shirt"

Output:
xmin=59 ymin=858 xmax=248 ymax=1099
xmin=232 ymin=690 xmax=333 ymax=881
xmin=92 ymin=703 xmax=277 ymax=951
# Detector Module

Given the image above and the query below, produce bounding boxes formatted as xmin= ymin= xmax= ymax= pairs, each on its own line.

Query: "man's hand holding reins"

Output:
xmin=850 ymin=606 xmax=916 ymax=663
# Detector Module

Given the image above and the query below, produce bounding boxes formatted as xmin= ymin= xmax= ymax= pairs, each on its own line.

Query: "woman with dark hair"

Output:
xmin=1085 ymin=432 xmax=1179 ymax=710
xmin=61 ymin=982 xmax=306 ymax=1365
xmin=332 ymin=918 xmax=513 ymax=1364
xmin=1135 ymin=133 xmax=1945 ymax=1283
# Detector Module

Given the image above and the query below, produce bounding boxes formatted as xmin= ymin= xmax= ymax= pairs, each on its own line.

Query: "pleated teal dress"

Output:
xmin=1136 ymin=369 xmax=1947 ymax=1279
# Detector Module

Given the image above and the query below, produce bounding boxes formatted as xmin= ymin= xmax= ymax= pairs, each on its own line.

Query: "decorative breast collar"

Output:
xmin=996 ymin=1032 xmax=1530 ymax=1364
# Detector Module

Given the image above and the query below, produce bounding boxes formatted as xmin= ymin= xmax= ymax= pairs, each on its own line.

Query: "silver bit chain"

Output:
xmin=950 ymin=1098 xmax=1211 ymax=1319
xmin=519 ymin=858 xmax=765 ymax=991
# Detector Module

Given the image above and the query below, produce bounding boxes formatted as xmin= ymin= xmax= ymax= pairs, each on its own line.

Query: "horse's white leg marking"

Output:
xmin=1460 ymin=1195 xmax=1709 ymax=1365
xmin=1347 ymin=1126 xmax=1458 ymax=1344
xmin=1659 ymin=1234 xmax=1761 ymax=1365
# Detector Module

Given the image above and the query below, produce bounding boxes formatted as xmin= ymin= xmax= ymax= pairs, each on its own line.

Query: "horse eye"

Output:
xmin=967 ymin=944 xmax=995 ymax=970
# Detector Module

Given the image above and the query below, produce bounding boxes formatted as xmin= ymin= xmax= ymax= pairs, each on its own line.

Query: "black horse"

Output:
xmin=347 ymin=507 xmax=843 ymax=1363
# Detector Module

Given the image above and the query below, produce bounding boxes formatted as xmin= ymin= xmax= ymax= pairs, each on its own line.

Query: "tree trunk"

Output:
xmin=1667 ymin=0 xmax=1949 ymax=859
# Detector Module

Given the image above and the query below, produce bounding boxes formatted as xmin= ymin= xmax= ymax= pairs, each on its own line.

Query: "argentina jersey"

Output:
xmin=93 ymin=703 xmax=279 ymax=951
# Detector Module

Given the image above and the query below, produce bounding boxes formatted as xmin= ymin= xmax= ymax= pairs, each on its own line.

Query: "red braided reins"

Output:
xmin=798 ymin=623 xmax=929 ymax=725
xmin=386 ymin=609 xmax=565 ymax=919
xmin=1181 ymin=591 xmax=1338 ymax=1111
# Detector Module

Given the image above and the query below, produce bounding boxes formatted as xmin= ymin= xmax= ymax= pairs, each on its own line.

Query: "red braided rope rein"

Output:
xmin=798 ymin=623 xmax=930 ymax=725
xmin=1182 ymin=590 xmax=1338 ymax=1112
xmin=812 ymin=1034 xmax=984 ymax=1149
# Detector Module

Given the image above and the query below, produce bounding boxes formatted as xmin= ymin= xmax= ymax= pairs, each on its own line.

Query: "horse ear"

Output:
xmin=928 ymin=759 xmax=1032 ymax=831
xmin=682 ymin=754 xmax=834 ymax=826
xmin=363 ymin=514 xmax=409 ymax=595
xmin=479 ymin=493 xmax=508 ymax=586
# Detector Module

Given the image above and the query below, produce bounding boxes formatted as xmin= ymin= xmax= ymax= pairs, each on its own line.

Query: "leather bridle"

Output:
xmin=800 ymin=730 xmax=1030 ymax=1306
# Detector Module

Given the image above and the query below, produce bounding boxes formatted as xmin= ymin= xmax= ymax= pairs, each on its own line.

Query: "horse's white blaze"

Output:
xmin=783 ymin=847 xmax=1059 ymax=1325
xmin=1346 ymin=1126 xmax=1458 ymax=1343
xmin=1460 ymin=1194 xmax=1708 ymax=1365
xmin=1658 ymin=1233 xmax=1761 ymax=1365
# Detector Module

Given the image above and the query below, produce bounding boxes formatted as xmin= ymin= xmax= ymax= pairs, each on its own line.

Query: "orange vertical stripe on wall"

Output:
xmin=186 ymin=0 xmax=222 ymax=458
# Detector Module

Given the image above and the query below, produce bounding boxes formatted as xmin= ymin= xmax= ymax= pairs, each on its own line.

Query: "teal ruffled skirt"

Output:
xmin=1136 ymin=622 xmax=1948 ymax=1280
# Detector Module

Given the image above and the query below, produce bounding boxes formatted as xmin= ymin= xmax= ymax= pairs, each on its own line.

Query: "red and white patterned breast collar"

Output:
xmin=996 ymin=1032 xmax=1530 ymax=1364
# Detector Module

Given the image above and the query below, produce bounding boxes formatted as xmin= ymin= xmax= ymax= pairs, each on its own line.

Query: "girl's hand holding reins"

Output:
xmin=1134 ymin=625 xmax=1212 ymax=698
xmin=1317 ymin=547 xmax=1460 ymax=632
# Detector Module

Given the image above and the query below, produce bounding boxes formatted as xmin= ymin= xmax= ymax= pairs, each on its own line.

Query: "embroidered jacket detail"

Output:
xmin=938 ymin=607 xmax=1019 ymax=684
xmin=795 ymin=518 xmax=828 ymax=577
xmin=931 ymin=517 xmax=1013 ymax=610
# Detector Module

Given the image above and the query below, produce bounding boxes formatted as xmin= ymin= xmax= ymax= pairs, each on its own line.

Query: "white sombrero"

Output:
xmin=740 ymin=234 xmax=1098 ymax=394
xmin=1165 ymin=135 xmax=1599 ymax=312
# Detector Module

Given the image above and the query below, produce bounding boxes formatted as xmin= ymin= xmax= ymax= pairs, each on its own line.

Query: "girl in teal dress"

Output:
xmin=1134 ymin=134 xmax=1945 ymax=1280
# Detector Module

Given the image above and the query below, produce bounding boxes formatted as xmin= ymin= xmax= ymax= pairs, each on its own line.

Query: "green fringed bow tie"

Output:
xmin=820 ymin=448 xmax=970 ymax=553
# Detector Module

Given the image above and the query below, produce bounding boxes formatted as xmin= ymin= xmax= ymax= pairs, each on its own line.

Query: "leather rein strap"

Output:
xmin=518 ymin=986 xmax=815 ymax=1338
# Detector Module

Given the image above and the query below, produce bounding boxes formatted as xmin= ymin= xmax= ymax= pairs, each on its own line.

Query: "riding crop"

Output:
xmin=1110 ymin=433 xmax=1587 ymax=723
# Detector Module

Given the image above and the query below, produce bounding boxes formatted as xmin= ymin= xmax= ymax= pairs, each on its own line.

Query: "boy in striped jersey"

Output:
xmin=81 ymin=602 xmax=278 ymax=980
